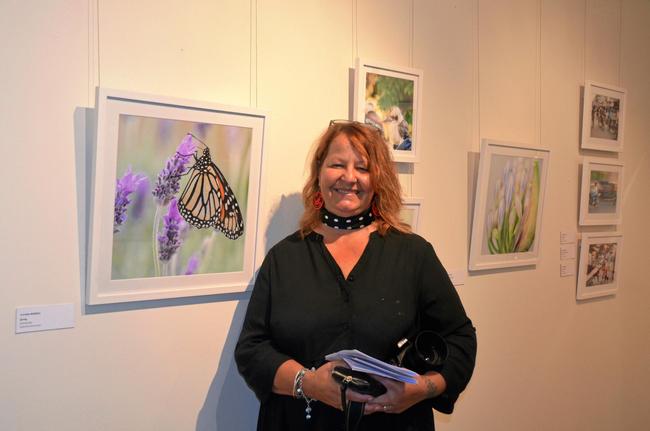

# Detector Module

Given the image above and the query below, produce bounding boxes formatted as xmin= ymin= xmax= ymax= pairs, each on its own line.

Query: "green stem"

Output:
xmin=152 ymin=205 xmax=162 ymax=277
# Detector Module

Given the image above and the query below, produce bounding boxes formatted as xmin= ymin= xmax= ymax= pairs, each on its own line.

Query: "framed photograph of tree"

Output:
xmin=87 ymin=88 xmax=266 ymax=304
xmin=354 ymin=58 xmax=423 ymax=163
xmin=469 ymin=139 xmax=550 ymax=271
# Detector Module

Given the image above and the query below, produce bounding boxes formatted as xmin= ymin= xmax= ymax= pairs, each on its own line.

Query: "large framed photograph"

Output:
xmin=354 ymin=58 xmax=423 ymax=163
xmin=87 ymin=88 xmax=266 ymax=304
xmin=400 ymin=197 xmax=423 ymax=233
xmin=577 ymin=232 xmax=623 ymax=300
xmin=579 ymin=157 xmax=623 ymax=226
xmin=581 ymin=81 xmax=626 ymax=152
xmin=469 ymin=139 xmax=550 ymax=271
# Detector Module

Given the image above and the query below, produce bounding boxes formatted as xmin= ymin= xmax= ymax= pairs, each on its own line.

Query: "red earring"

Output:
xmin=371 ymin=200 xmax=379 ymax=217
xmin=313 ymin=191 xmax=324 ymax=210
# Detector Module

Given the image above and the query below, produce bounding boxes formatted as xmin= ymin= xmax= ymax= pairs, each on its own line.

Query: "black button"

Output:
xmin=348 ymin=275 xmax=355 ymax=282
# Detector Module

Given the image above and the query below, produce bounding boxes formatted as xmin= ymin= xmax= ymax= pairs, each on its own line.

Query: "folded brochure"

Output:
xmin=325 ymin=349 xmax=417 ymax=384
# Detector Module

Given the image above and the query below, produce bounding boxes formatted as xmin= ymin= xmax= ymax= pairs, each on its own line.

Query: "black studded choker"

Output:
xmin=320 ymin=206 xmax=375 ymax=230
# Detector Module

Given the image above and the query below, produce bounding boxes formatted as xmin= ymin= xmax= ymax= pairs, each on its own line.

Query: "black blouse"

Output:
xmin=235 ymin=229 xmax=476 ymax=431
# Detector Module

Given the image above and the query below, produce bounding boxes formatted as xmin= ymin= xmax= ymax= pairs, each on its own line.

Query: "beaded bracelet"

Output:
xmin=293 ymin=367 xmax=315 ymax=420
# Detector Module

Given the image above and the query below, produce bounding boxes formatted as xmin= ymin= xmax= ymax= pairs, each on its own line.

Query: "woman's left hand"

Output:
xmin=363 ymin=372 xmax=445 ymax=415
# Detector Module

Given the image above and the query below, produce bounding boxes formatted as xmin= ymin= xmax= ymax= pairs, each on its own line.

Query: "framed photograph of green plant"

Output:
xmin=87 ymin=88 xmax=266 ymax=304
xmin=354 ymin=58 xmax=423 ymax=163
xmin=576 ymin=231 xmax=623 ymax=300
xmin=469 ymin=139 xmax=550 ymax=271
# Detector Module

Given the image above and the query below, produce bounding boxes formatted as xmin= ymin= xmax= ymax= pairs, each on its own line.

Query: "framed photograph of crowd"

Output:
xmin=354 ymin=58 xmax=423 ymax=163
xmin=469 ymin=139 xmax=550 ymax=271
xmin=400 ymin=197 xmax=423 ymax=233
xmin=579 ymin=157 xmax=624 ymax=226
xmin=87 ymin=88 xmax=266 ymax=304
xmin=581 ymin=81 xmax=626 ymax=152
xmin=576 ymin=232 xmax=623 ymax=300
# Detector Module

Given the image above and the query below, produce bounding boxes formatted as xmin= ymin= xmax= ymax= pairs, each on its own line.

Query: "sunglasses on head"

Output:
xmin=329 ymin=119 xmax=383 ymax=134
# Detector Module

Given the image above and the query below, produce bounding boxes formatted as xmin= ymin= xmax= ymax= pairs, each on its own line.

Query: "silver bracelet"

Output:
xmin=293 ymin=367 xmax=315 ymax=420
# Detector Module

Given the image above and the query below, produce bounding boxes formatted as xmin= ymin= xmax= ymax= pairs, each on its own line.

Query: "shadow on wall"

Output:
xmin=196 ymin=192 xmax=303 ymax=430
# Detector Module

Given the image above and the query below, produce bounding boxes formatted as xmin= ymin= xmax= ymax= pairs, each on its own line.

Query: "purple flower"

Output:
xmin=157 ymin=198 xmax=186 ymax=262
xmin=184 ymin=255 xmax=200 ymax=275
xmin=114 ymin=167 xmax=147 ymax=233
xmin=151 ymin=134 xmax=197 ymax=205
xmin=130 ymin=176 xmax=150 ymax=220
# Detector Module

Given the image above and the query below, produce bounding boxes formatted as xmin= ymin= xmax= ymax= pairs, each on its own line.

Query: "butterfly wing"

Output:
xmin=208 ymin=160 xmax=245 ymax=240
xmin=178 ymin=148 xmax=244 ymax=240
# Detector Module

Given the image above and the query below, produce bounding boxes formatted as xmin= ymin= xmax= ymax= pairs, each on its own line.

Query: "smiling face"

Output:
xmin=318 ymin=133 xmax=374 ymax=217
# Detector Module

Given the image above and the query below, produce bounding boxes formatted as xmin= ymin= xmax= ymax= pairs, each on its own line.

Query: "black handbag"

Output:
xmin=331 ymin=367 xmax=386 ymax=431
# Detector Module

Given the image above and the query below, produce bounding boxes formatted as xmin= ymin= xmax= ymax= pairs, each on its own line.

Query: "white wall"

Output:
xmin=1 ymin=1 xmax=648 ymax=430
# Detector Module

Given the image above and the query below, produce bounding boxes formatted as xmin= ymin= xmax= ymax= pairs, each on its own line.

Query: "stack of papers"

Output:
xmin=325 ymin=349 xmax=418 ymax=384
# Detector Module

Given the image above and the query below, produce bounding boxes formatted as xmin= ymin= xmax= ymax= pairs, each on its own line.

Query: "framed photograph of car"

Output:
xmin=469 ymin=139 xmax=550 ymax=271
xmin=579 ymin=157 xmax=624 ymax=226
xmin=87 ymin=88 xmax=266 ymax=304
xmin=354 ymin=58 xmax=423 ymax=163
xmin=581 ymin=81 xmax=626 ymax=152
xmin=576 ymin=231 xmax=623 ymax=300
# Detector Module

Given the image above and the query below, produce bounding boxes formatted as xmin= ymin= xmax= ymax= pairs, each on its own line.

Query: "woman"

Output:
xmin=235 ymin=121 xmax=476 ymax=430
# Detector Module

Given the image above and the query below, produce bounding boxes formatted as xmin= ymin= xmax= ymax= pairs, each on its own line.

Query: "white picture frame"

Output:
xmin=581 ymin=80 xmax=626 ymax=152
xmin=400 ymin=197 xmax=423 ymax=233
xmin=354 ymin=58 xmax=423 ymax=163
xmin=579 ymin=157 xmax=624 ymax=226
xmin=87 ymin=88 xmax=266 ymax=304
xmin=577 ymin=231 xmax=623 ymax=300
xmin=469 ymin=139 xmax=550 ymax=271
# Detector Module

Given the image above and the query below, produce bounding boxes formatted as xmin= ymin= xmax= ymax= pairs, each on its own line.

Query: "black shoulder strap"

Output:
xmin=339 ymin=383 xmax=365 ymax=431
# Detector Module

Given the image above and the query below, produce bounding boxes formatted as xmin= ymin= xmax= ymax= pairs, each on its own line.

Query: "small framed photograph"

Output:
xmin=577 ymin=232 xmax=623 ymax=300
xmin=87 ymin=88 xmax=266 ymax=304
xmin=469 ymin=139 xmax=550 ymax=271
xmin=354 ymin=58 xmax=423 ymax=163
xmin=581 ymin=81 xmax=626 ymax=152
xmin=400 ymin=197 xmax=423 ymax=233
xmin=579 ymin=157 xmax=624 ymax=226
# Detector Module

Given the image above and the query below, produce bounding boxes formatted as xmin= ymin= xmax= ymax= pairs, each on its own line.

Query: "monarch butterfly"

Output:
xmin=177 ymin=139 xmax=244 ymax=240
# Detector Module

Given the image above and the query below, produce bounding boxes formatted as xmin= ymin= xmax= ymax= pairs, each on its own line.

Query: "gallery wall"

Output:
xmin=1 ymin=0 xmax=648 ymax=430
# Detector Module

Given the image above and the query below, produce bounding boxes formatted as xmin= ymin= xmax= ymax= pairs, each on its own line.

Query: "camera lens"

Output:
xmin=413 ymin=331 xmax=448 ymax=368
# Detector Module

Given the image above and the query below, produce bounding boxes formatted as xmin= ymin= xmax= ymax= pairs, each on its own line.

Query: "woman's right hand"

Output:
xmin=302 ymin=361 xmax=375 ymax=410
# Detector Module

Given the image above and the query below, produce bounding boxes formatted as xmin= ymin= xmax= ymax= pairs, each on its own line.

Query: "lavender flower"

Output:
xmin=151 ymin=134 xmax=197 ymax=205
xmin=184 ymin=255 xmax=200 ymax=275
xmin=114 ymin=167 xmax=147 ymax=233
xmin=130 ymin=176 xmax=150 ymax=220
xmin=157 ymin=198 xmax=186 ymax=262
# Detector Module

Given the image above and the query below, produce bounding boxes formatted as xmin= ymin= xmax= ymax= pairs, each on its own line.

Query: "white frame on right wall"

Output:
xmin=581 ymin=80 xmax=626 ymax=152
xmin=579 ymin=157 xmax=624 ymax=226
xmin=577 ymin=231 xmax=623 ymax=300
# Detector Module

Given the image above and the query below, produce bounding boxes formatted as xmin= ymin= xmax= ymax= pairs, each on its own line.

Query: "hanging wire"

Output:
xmin=583 ymin=0 xmax=587 ymax=84
xmin=353 ymin=0 xmax=359 ymax=62
xmin=249 ymin=0 xmax=258 ymax=108
xmin=409 ymin=0 xmax=414 ymax=68
xmin=617 ymin=0 xmax=623 ymax=85
xmin=537 ymin=0 xmax=542 ymax=148
xmin=475 ymin=0 xmax=481 ymax=148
